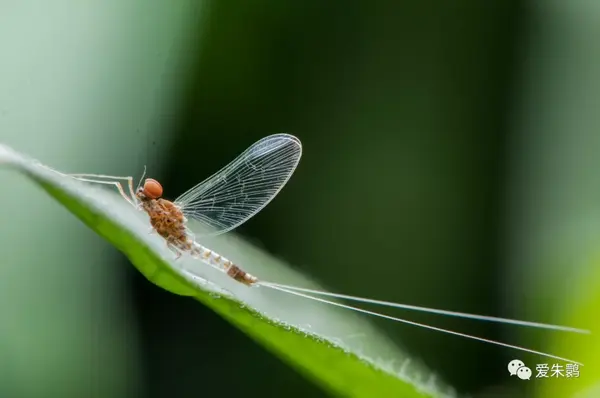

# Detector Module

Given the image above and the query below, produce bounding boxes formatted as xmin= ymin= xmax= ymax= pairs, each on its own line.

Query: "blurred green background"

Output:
xmin=1 ymin=1 xmax=599 ymax=397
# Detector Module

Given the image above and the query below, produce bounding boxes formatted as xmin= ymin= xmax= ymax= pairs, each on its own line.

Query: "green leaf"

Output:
xmin=535 ymin=253 xmax=600 ymax=398
xmin=0 ymin=143 xmax=455 ymax=398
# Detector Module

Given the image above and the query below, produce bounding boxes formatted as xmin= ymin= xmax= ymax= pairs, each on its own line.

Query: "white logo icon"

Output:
xmin=517 ymin=366 xmax=532 ymax=380
xmin=508 ymin=359 xmax=525 ymax=376
xmin=508 ymin=359 xmax=531 ymax=380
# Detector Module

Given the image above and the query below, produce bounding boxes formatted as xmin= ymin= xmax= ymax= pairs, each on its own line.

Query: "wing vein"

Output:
xmin=174 ymin=134 xmax=302 ymax=237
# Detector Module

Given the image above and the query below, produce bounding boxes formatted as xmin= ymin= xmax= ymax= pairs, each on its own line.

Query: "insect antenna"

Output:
xmin=135 ymin=165 xmax=147 ymax=192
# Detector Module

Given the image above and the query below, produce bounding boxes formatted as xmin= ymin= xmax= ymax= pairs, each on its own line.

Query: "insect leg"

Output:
xmin=46 ymin=166 xmax=138 ymax=206
xmin=67 ymin=176 xmax=136 ymax=206
xmin=68 ymin=173 xmax=136 ymax=202
xmin=165 ymin=242 xmax=183 ymax=260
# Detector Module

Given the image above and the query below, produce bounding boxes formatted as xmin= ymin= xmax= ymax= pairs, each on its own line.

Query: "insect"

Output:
xmin=62 ymin=133 xmax=589 ymax=365
xmin=66 ymin=134 xmax=301 ymax=285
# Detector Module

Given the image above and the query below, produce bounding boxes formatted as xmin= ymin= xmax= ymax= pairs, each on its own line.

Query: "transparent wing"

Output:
xmin=174 ymin=134 xmax=302 ymax=236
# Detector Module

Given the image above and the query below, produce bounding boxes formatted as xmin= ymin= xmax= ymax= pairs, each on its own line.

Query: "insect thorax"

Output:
xmin=141 ymin=198 xmax=188 ymax=243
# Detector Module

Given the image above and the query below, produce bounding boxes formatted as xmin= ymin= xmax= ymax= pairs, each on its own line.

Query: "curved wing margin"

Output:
xmin=175 ymin=134 xmax=302 ymax=236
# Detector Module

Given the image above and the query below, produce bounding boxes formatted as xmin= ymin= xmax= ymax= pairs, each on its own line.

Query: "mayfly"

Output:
xmin=63 ymin=133 xmax=589 ymax=365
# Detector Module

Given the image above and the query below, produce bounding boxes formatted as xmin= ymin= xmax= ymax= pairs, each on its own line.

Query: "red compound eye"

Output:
xmin=143 ymin=178 xmax=163 ymax=199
